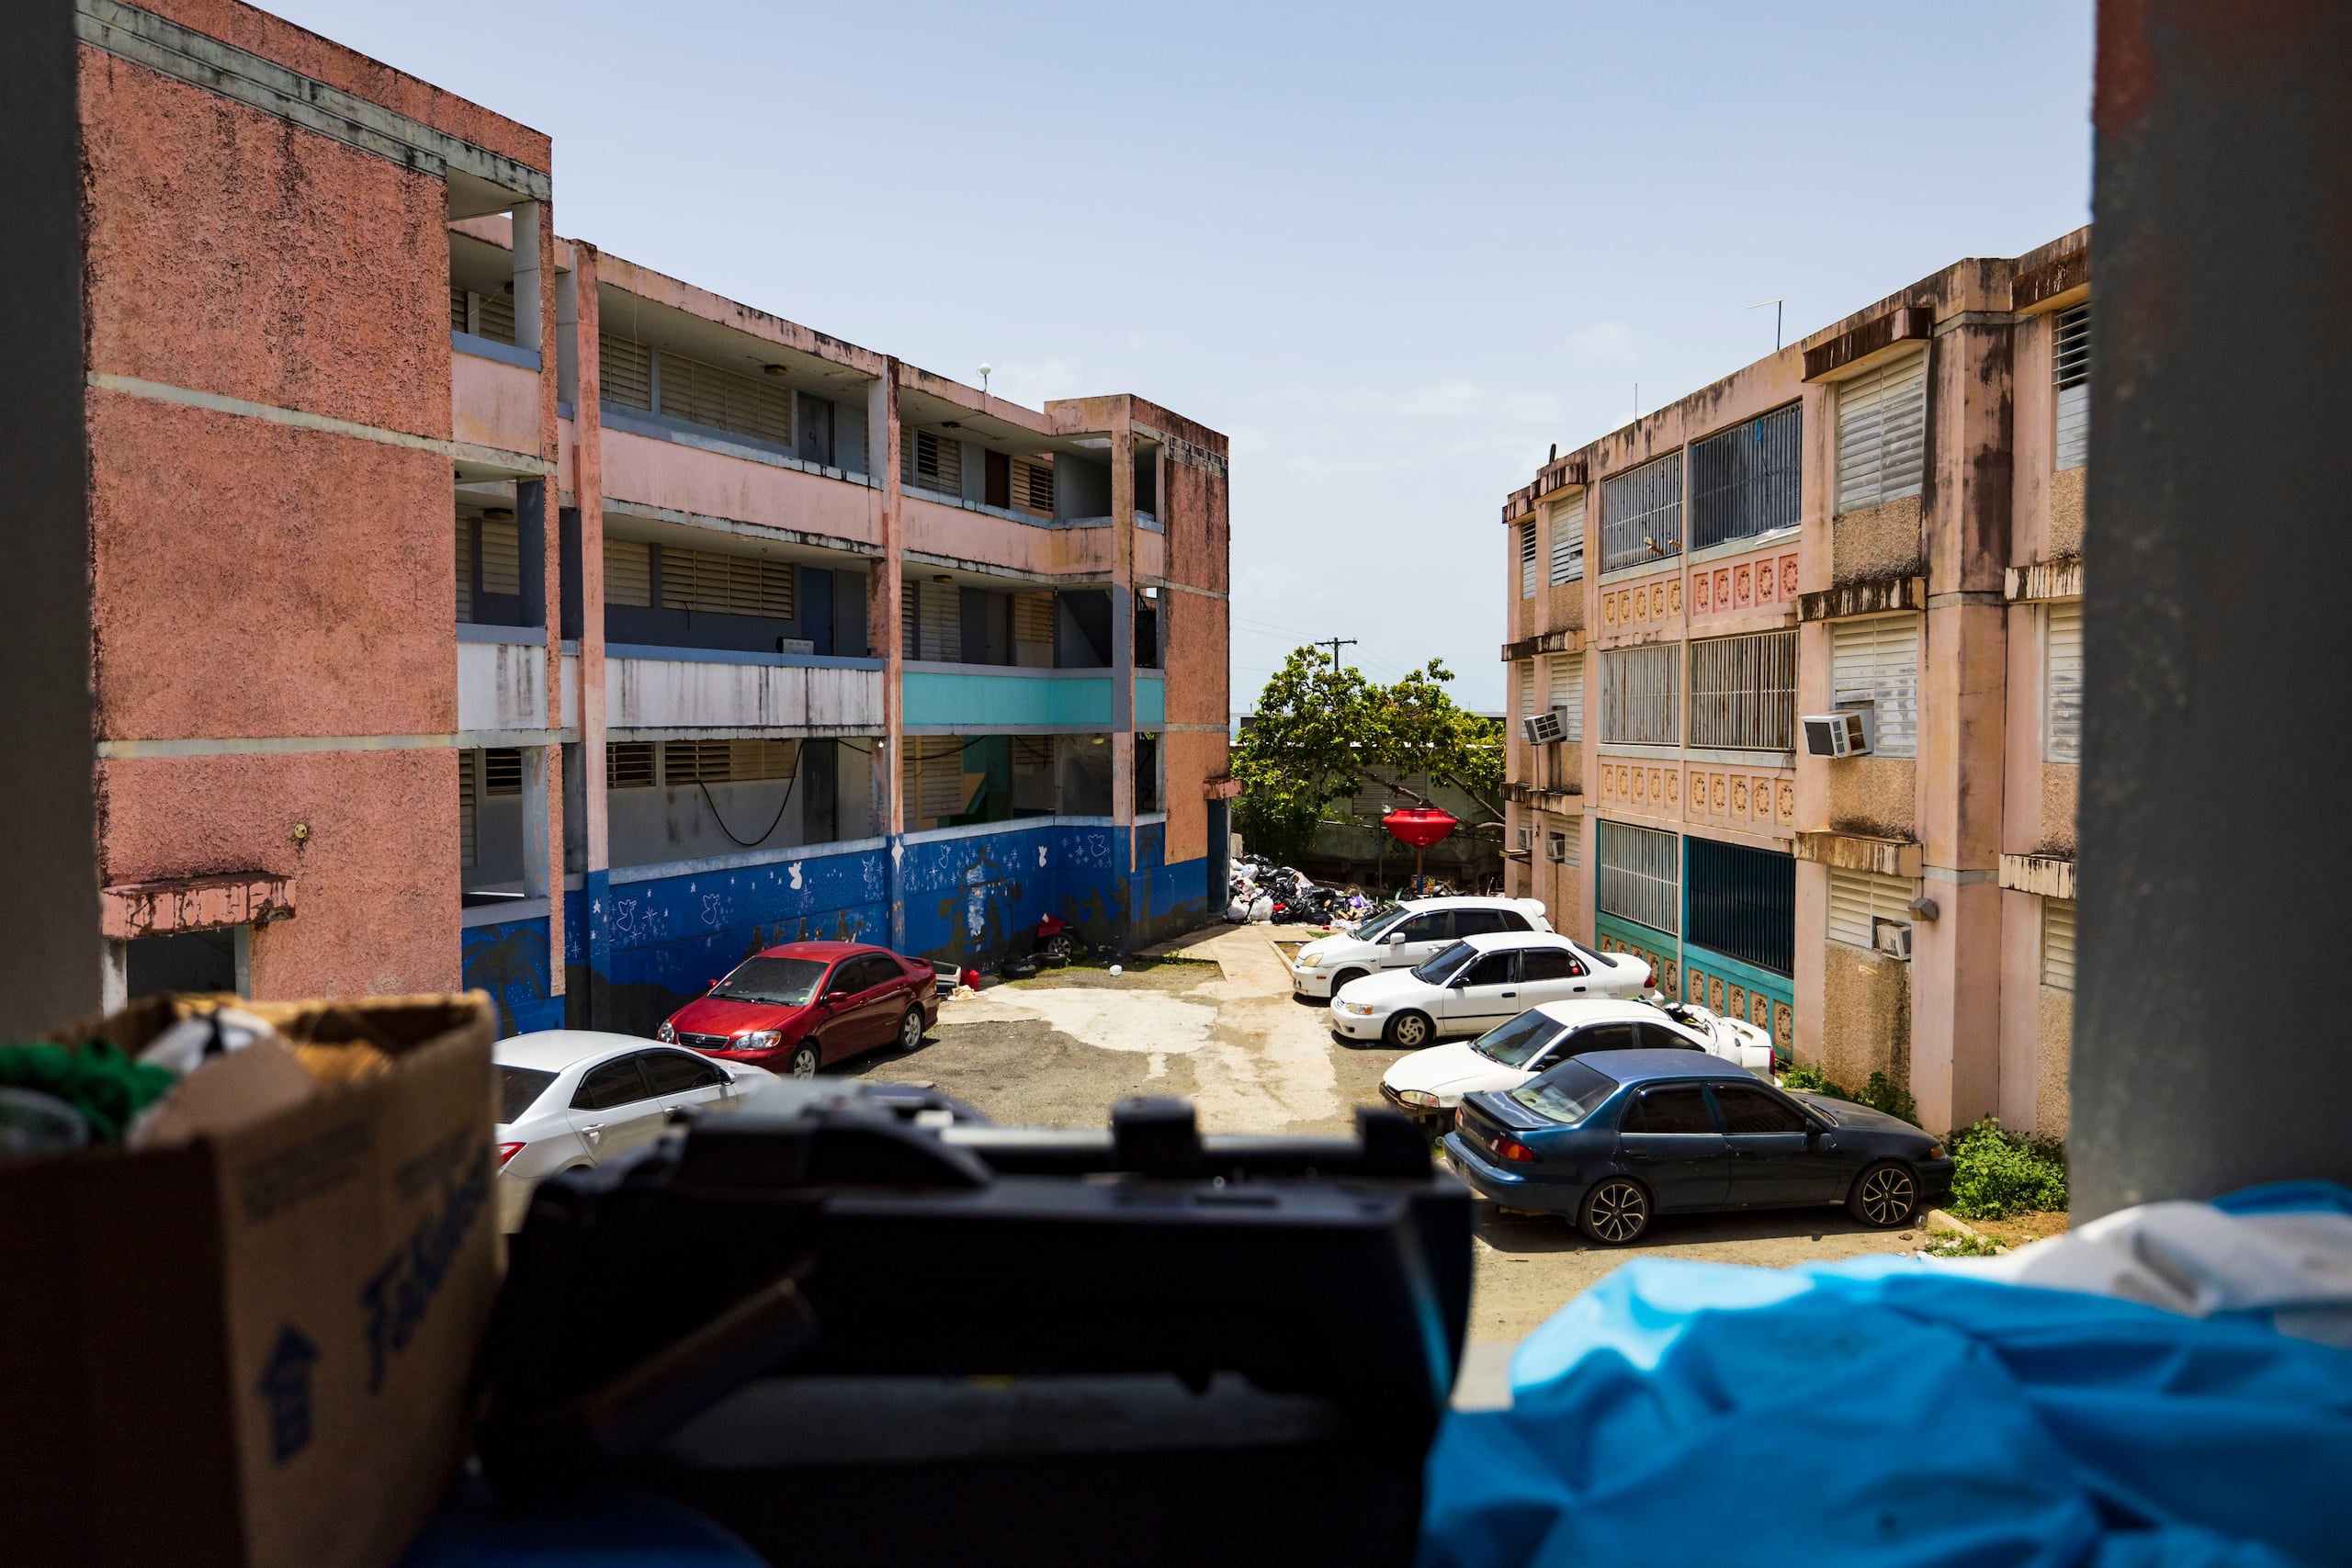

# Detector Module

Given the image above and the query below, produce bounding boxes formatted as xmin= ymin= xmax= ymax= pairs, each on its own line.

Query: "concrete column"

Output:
xmin=874 ymin=365 xmax=906 ymax=948
xmin=573 ymin=244 xmax=612 ymax=1022
xmin=1110 ymin=423 xmax=1136 ymax=849
xmin=520 ymin=747 xmax=553 ymax=899
xmin=512 ymin=200 xmax=545 ymax=358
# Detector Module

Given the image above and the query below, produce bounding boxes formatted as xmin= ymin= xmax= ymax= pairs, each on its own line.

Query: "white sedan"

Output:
xmin=493 ymin=1031 xmax=775 ymax=1232
xmin=1378 ymin=998 xmax=1777 ymax=1122
xmin=1329 ymin=932 xmax=1658 ymax=1049
xmin=1289 ymin=896 xmax=1554 ymax=1000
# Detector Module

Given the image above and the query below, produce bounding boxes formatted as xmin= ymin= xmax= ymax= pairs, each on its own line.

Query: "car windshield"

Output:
xmin=1508 ymin=1059 xmax=1619 ymax=1125
xmin=1472 ymin=1011 xmax=1569 ymax=1067
xmin=1411 ymin=942 xmax=1477 ymax=985
xmin=1350 ymin=904 xmax=1410 ymax=941
xmin=496 ymin=1066 xmax=557 ymax=1123
xmin=709 ymin=956 xmax=828 ymax=1006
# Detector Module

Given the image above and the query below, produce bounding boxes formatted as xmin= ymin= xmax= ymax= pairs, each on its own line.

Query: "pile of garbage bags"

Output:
xmin=1226 ymin=856 xmax=1376 ymax=926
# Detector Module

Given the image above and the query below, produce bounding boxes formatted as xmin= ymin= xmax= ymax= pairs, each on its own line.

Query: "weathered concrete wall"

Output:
xmin=2047 ymin=468 xmax=2086 ymax=558
xmin=2039 ymin=763 xmax=2078 ymax=856
xmin=1826 ymin=756 xmax=1916 ymax=840
xmin=2035 ymin=986 xmax=2072 ymax=1136
xmin=1830 ymin=497 xmax=1924 ymax=582
xmin=1819 ymin=939 xmax=1910 ymax=1089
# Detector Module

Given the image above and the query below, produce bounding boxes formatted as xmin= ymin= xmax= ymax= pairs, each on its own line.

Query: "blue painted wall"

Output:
xmin=461 ymin=915 xmax=564 ymax=1037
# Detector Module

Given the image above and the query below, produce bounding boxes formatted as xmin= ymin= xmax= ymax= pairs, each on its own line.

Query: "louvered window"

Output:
xmin=1547 ymin=652 xmax=1584 ymax=740
xmin=599 ymin=333 xmax=653 ymax=412
xmin=606 ymin=741 xmax=656 ymax=789
xmin=483 ymin=748 xmax=525 ymax=796
xmin=480 ymin=515 xmax=521 ymax=597
xmin=1827 ymin=867 xmax=1913 ymax=953
xmin=1597 ymin=819 xmax=1679 ymax=935
xmin=1690 ymin=402 xmax=1802 ymax=550
xmin=1518 ymin=660 xmax=1535 ymax=720
xmin=1013 ymin=591 xmax=1056 ymax=648
xmin=1829 ymin=614 xmax=1920 ymax=758
xmin=1836 ymin=347 xmax=1928 ymax=513
xmin=2043 ymin=599 xmax=2083 ymax=764
xmin=447 ymin=286 xmax=469 ymax=333
xmin=473 ymin=290 xmax=516 ymax=346
xmin=903 ymin=429 xmax=964 ymax=496
xmin=1548 ymin=492 xmax=1586 ymax=584
xmin=1016 ymin=457 xmax=1055 ymax=517
xmin=662 ymin=739 xmax=799 ymax=785
xmin=1519 ymin=522 xmax=1538 ymax=597
xmin=454 ymin=519 xmax=473 ymax=623
xmin=1688 ymin=630 xmax=1797 ymax=751
xmin=458 ymin=751 xmax=477 ymax=868
xmin=2041 ymin=898 xmax=2076 ymax=990
xmin=1600 ymin=452 xmax=1683 ymax=573
xmin=660 ymin=547 xmax=794 ymax=620
xmin=900 ymin=579 xmax=960 ymax=662
xmin=2053 ymin=303 xmax=2091 ymax=472
xmin=901 ymin=737 xmax=974 ymax=826
xmin=603 ymin=538 xmax=652 ymax=608
xmin=655 ymin=351 xmax=792 ymax=448
xmin=1600 ymin=644 xmax=1680 ymax=746
xmin=1551 ymin=819 xmax=1583 ymax=867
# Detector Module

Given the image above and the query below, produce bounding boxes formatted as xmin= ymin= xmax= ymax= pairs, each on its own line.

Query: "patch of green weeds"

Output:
xmin=1946 ymin=1119 xmax=2069 ymax=1220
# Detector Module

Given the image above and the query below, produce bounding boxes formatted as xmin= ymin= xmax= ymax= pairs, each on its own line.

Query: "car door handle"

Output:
xmin=1732 ymin=1149 xmax=1763 ymax=1159
xmin=582 ymin=1123 xmax=603 ymax=1145
xmin=1572 ymin=986 xmax=1587 ymax=993
xmin=1499 ymin=991 xmax=1517 ymax=998
xmin=1623 ymin=1150 xmax=1654 ymax=1161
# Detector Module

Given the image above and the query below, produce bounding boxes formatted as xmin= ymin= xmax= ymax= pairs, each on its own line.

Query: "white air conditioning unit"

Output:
xmin=1872 ymin=917 xmax=1912 ymax=960
xmin=1515 ymin=827 xmax=1534 ymax=853
xmin=1522 ymin=709 xmax=1566 ymax=745
xmin=1545 ymin=834 xmax=1568 ymax=863
xmin=1803 ymin=706 xmax=1876 ymax=758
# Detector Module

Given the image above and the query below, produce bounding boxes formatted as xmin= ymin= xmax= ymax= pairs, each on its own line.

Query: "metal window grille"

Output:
xmin=1600 ymin=644 xmax=1680 ymax=745
xmin=1690 ymin=403 xmax=1803 ymax=550
xmin=597 ymin=333 xmax=652 ymax=412
xmin=1519 ymin=522 xmax=1538 ymax=597
xmin=1547 ymin=652 xmax=1584 ymax=740
xmin=605 ymin=741 xmax=657 ymax=789
xmin=1829 ymin=615 xmax=1920 ymax=758
xmin=1597 ymin=819 xmax=1679 ymax=935
xmin=1548 ymin=492 xmax=1586 ymax=584
xmin=1016 ymin=457 xmax=1055 ymax=516
xmin=1600 ymin=452 xmax=1684 ymax=573
xmin=1826 ymin=867 xmax=1913 ymax=951
xmin=602 ymin=538 xmax=651 ymax=607
xmin=482 ymin=748 xmax=525 ymax=796
xmin=653 ymin=350 xmax=792 ymax=447
xmin=1685 ymin=836 xmax=1795 ymax=977
xmin=659 ymin=546 xmax=794 ymax=620
xmin=2054 ymin=303 xmax=2091 ymax=472
xmin=1688 ymin=630 xmax=1797 ymax=750
xmin=2044 ymin=599 xmax=2084 ymax=763
xmin=904 ymin=429 xmax=964 ymax=495
xmin=1835 ymin=346 xmax=1928 ymax=513
xmin=2041 ymin=897 xmax=2077 ymax=990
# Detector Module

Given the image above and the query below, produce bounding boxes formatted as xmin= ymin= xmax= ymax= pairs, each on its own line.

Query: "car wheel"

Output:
xmin=897 ymin=1007 xmax=925 ymax=1053
xmin=785 ymin=1042 xmax=821 ymax=1078
xmin=1579 ymin=1177 xmax=1650 ymax=1246
xmin=1384 ymin=1010 xmax=1433 ymax=1049
xmin=1326 ymin=970 xmax=1364 ymax=1005
xmin=1848 ymin=1161 xmax=1919 ymax=1227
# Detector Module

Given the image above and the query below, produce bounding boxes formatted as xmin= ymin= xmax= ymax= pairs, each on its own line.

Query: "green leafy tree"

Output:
xmin=1232 ymin=647 xmax=1503 ymax=864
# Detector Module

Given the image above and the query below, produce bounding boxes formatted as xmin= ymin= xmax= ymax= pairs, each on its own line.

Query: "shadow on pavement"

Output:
xmin=1471 ymin=1201 xmax=1898 ymax=1256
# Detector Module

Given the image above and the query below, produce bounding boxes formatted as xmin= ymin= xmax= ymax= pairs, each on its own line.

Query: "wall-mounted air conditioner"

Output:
xmin=1515 ymin=827 xmax=1534 ymax=853
xmin=1545 ymin=834 xmax=1568 ymax=863
xmin=1803 ymin=705 xmax=1876 ymax=758
xmin=1522 ymin=710 xmax=1566 ymax=745
xmin=1871 ymin=918 xmax=1912 ymax=960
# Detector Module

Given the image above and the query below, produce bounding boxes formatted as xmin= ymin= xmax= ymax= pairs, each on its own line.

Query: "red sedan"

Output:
xmin=657 ymin=941 xmax=939 ymax=1077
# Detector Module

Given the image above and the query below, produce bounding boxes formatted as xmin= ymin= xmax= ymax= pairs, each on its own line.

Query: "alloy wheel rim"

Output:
xmin=901 ymin=1011 xmax=922 ymax=1048
xmin=1592 ymin=1181 xmax=1645 ymax=1243
xmin=1396 ymin=1016 xmax=1427 ymax=1046
xmin=1862 ymin=1168 xmax=1914 ymax=1224
xmin=791 ymin=1050 xmax=818 ymax=1078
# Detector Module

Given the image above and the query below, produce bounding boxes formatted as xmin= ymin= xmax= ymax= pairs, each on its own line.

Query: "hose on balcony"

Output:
xmin=697 ymin=755 xmax=799 ymax=848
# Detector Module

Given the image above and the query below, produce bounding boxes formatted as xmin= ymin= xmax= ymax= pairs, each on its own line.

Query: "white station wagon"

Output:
xmin=1289 ymin=896 xmax=1555 ymax=1000
xmin=1378 ymin=998 xmax=1777 ymax=1122
xmin=1328 ymin=931 xmax=1657 ymax=1049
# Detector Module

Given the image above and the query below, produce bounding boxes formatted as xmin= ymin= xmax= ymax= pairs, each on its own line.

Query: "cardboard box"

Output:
xmin=0 ymin=994 xmax=499 ymax=1568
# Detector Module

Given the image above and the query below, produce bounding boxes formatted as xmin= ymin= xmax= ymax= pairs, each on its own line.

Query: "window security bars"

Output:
xmin=1688 ymin=631 xmax=1797 ymax=751
xmin=1690 ymin=403 xmax=1802 ymax=551
xmin=1600 ymin=644 xmax=1680 ymax=746
xmin=1600 ymin=452 xmax=1683 ymax=574
xmin=1597 ymin=819 xmax=1679 ymax=935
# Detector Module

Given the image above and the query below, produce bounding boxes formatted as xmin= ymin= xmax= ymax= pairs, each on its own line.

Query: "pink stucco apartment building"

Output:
xmin=1498 ymin=229 xmax=2089 ymax=1137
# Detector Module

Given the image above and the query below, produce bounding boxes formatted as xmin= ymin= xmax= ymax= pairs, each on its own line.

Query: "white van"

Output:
xmin=1287 ymin=896 xmax=1555 ymax=1000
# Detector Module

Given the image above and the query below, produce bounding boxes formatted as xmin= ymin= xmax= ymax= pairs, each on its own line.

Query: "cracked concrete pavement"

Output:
xmin=845 ymin=921 xmax=1927 ymax=1363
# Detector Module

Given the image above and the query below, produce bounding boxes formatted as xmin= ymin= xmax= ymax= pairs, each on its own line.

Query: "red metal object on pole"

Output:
xmin=1381 ymin=808 xmax=1458 ymax=894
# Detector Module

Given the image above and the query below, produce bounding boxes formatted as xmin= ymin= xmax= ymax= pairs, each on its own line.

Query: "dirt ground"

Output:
xmin=843 ymin=921 xmax=1939 ymax=1359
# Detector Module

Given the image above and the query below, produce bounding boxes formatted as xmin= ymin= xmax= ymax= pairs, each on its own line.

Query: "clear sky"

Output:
xmin=273 ymin=0 xmax=2096 ymax=712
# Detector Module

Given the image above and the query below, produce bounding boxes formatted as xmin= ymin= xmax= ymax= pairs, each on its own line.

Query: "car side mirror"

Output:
xmin=1386 ymin=931 xmax=1408 ymax=945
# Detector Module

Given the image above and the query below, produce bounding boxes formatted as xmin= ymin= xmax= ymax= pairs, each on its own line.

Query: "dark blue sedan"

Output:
xmin=1443 ymin=1049 xmax=1954 ymax=1245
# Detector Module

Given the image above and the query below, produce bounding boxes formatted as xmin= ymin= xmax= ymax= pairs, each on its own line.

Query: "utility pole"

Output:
xmin=1315 ymin=637 xmax=1357 ymax=673
xmin=1748 ymin=298 xmax=1785 ymax=350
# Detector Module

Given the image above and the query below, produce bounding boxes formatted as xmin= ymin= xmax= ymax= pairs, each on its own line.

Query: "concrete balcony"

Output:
xmin=900 ymin=665 xmax=1164 ymax=730
xmin=451 ymin=337 xmax=541 ymax=457
xmin=606 ymin=645 xmax=884 ymax=737
xmin=599 ymin=412 xmax=881 ymax=549
xmin=457 ymin=626 xmax=577 ymax=737
xmin=900 ymin=491 xmax=1114 ymax=577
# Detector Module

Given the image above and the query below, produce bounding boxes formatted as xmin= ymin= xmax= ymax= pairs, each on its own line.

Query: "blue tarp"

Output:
xmin=1421 ymin=1203 xmax=2352 ymax=1567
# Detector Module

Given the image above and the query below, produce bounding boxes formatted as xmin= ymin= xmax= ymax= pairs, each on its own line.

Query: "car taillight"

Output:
xmin=495 ymin=1142 xmax=526 ymax=1168
xmin=1645 ymin=966 xmax=1658 ymax=989
xmin=1453 ymin=1107 xmax=1468 ymax=1132
xmin=1489 ymin=1136 xmax=1537 ymax=1164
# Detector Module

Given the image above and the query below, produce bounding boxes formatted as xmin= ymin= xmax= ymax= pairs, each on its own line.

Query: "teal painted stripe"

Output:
xmin=1594 ymin=912 xmax=1674 ymax=954
xmin=1136 ymin=676 xmax=1165 ymax=727
xmin=902 ymin=671 xmax=1113 ymax=728
xmin=1679 ymin=941 xmax=1793 ymax=1006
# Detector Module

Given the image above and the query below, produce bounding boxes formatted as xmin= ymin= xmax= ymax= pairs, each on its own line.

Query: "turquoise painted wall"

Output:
xmin=902 ymin=671 xmax=1113 ymax=728
xmin=1136 ymin=676 xmax=1165 ymax=727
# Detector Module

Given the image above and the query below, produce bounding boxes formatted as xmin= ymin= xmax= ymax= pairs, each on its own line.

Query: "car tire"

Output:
xmin=1326 ymin=970 xmax=1364 ymax=1006
xmin=897 ymin=1007 xmax=925 ymax=1053
xmin=1384 ymin=1010 xmax=1433 ymax=1049
xmin=1848 ymin=1160 xmax=1919 ymax=1227
xmin=785 ymin=1042 xmax=821 ymax=1078
xmin=1578 ymin=1177 xmax=1650 ymax=1247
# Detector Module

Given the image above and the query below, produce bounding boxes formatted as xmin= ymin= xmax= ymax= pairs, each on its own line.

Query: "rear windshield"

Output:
xmin=497 ymin=1066 xmax=558 ymax=1123
xmin=1508 ymin=1060 xmax=1618 ymax=1125
xmin=1411 ymin=942 xmax=1478 ymax=985
xmin=1472 ymin=1011 xmax=1569 ymax=1067
xmin=710 ymin=956 xmax=827 ymax=1006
